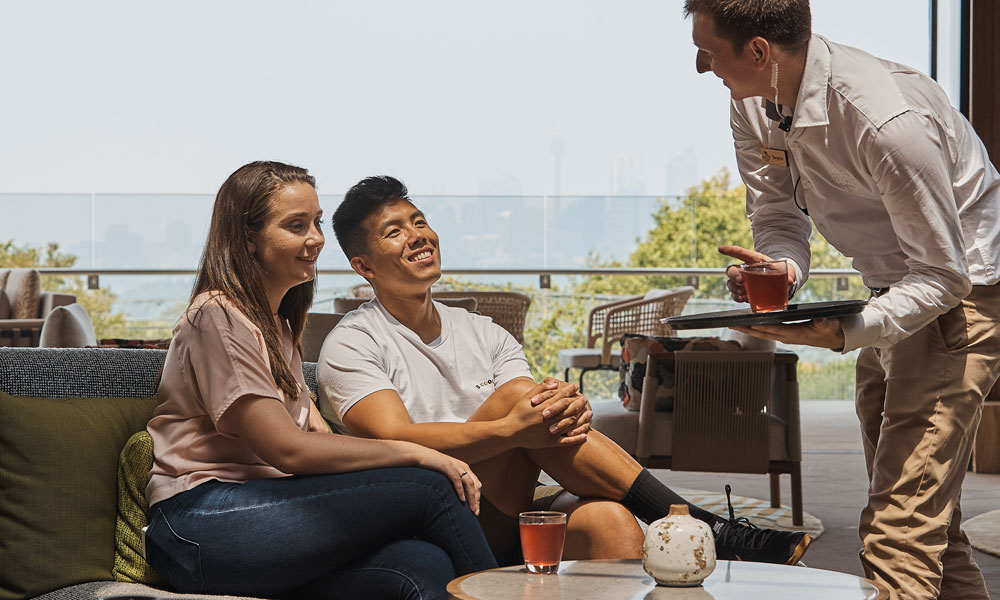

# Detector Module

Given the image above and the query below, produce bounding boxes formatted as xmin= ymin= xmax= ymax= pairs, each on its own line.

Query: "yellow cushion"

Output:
xmin=112 ymin=431 xmax=165 ymax=586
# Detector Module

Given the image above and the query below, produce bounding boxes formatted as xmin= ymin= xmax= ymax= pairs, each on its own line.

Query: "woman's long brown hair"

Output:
xmin=190 ymin=161 xmax=317 ymax=402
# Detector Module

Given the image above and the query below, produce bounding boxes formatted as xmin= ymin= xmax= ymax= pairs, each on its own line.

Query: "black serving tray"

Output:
xmin=663 ymin=299 xmax=867 ymax=330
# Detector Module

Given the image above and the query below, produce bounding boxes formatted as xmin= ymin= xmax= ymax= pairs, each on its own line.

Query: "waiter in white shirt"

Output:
xmin=685 ymin=1 xmax=1000 ymax=598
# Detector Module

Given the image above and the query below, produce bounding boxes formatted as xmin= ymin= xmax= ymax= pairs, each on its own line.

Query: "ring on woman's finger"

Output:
xmin=460 ymin=471 xmax=468 ymax=477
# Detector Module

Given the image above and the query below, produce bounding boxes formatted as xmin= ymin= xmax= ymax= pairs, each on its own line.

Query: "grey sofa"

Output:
xmin=0 ymin=347 xmax=319 ymax=600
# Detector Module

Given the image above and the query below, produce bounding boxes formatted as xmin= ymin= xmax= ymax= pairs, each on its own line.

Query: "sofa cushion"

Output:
xmin=39 ymin=304 xmax=98 ymax=348
xmin=618 ymin=336 xmax=688 ymax=411
xmin=0 ymin=268 xmax=41 ymax=319
xmin=0 ymin=392 xmax=159 ymax=600
xmin=113 ymin=431 xmax=165 ymax=586
xmin=0 ymin=348 xmax=167 ymax=398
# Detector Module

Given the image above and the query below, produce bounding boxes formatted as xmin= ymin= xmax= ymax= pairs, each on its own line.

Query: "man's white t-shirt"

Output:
xmin=317 ymin=298 xmax=532 ymax=427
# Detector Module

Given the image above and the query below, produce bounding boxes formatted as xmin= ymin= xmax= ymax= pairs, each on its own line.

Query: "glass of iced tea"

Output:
xmin=739 ymin=260 xmax=789 ymax=313
xmin=519 ymin=511 xmax=567 ymax=573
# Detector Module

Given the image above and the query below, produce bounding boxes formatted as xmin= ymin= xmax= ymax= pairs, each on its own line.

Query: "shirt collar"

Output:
xmin=790 ymin=35 xmax=832 ymax=129
xmin=762 ymin=99 xmax=793 ymax=131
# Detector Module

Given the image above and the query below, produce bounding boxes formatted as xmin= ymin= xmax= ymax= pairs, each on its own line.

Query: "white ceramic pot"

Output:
xmin=642 ymin=504 xmax=716 ymax=587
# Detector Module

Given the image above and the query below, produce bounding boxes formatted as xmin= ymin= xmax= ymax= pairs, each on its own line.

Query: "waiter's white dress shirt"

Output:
xmin=732 ymin=35 xmax=1000 ymax=352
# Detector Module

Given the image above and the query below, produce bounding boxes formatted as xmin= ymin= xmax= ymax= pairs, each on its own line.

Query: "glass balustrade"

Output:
xmin=1 ymin=192 xmax=864 ymax=400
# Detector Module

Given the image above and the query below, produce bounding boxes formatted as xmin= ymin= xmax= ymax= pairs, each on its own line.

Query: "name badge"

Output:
xmin=761 ymin=148 xmax=788 ymax=167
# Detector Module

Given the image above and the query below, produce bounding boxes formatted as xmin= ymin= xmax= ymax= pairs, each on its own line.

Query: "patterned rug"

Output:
xmin=673 ymin=488 xmax=824 ymax=538
xmin=963 ymin=509 xmax=1000 ymax=558
xmin=536 ymin=473 xmax=825 ymax=538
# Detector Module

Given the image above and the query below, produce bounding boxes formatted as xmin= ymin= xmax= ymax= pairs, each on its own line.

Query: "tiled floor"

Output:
xmin=647 ymin=400 xmax=1000 ymax=597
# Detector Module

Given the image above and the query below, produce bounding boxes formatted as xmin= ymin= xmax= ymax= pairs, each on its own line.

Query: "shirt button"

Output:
xmin=803 ymin=180 xmax=812 ymax=189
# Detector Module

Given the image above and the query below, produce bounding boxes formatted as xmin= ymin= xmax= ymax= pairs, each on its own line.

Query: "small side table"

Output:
xmin=448 ymin=559 xmax=890 ymax=600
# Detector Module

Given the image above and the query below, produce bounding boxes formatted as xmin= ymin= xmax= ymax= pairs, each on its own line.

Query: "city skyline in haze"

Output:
xmin=0 ymin=1 xmax=938 ymax=201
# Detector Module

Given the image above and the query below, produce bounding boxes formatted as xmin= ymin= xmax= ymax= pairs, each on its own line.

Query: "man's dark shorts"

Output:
xmin=477 ymin=485 xmax=565 ymax=566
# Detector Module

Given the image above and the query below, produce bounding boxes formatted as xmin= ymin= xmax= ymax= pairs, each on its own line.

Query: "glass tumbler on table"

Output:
xmin=519 ymin=511 xmax=567 ymax=574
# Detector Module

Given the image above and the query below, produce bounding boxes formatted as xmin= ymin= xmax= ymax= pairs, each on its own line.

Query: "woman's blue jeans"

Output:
xmin=145 ymin=467 xmax=497 ymax=599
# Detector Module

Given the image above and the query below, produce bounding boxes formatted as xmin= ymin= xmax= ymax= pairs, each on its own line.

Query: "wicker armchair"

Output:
xmin=591 ymin=349 xmax=804 ymax=525
xmin=0 ymin=268 xmax=77 ymax=347
xmin=433 ymin=291 xmax=532 ymax=344
xmin=333 ymin=296 xmax=478 ymax=314
xmin=341 ymin=285 xmax=529 ymax=341
xmin=556 ymin=287 xmax=694 ymax=392
xmin=349 ymin=282 xmax=455 ymax=299
xmin=301 ymin=312 xmax=345 ymax=362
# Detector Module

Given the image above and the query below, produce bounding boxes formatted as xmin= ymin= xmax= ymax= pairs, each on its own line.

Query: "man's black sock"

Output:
xmin=620 ymin=469 xmax=726 ymax=532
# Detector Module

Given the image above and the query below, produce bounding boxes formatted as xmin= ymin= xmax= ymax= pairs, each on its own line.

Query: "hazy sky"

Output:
xmin=1 ymin=1 xmax=934 ymax=199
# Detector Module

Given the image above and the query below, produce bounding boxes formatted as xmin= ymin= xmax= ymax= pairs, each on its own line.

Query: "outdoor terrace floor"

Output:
xmin=645 ymin=399 xmax=1000 ymax=596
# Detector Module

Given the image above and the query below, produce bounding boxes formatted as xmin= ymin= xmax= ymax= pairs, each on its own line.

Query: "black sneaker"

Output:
xmin=712 ymin=484 xmax=812 ymax=564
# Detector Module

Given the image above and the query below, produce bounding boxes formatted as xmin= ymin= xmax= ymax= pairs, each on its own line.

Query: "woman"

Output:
xmin=144 ymin=161 xmax=497 ymax=599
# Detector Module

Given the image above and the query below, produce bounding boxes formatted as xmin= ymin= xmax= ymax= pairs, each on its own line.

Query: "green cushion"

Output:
xmin=112 ymin=430 xmax=165 ymax=586
xmin=0 ymin=392 xmax=159 ymax=600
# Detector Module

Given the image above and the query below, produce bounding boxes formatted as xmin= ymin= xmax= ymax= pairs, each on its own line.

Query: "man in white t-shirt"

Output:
xmin=317 ymin=175 xmax=812 ymax=566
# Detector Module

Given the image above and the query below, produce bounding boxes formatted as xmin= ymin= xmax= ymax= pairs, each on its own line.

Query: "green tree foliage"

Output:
xmin=518 ymin=169 xmax=862 ymax=400
xmin=795 ymin=233 xmax=869 ymax=303
xmin=797 ymin=358 xmax=857 ymax=403
xmin=632 ymin=170 xmax=755 ymax=291
xmin=521 ymin=290 xmax=591 ymax=379
xmin=0 ymin=239 xmax=127 ymax=338
xmin=573 ymin=170 xmax=752 ymax=299
xmin=578 ymin=168 xmax=862 ymax=298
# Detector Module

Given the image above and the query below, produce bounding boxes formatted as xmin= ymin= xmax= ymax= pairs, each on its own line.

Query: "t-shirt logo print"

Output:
xmin=474 ymin=378 xmax=494 ymax=390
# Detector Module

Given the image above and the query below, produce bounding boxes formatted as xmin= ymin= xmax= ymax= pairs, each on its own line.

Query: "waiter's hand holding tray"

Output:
xmin=662 ymin=299 xmax=868 ymax=330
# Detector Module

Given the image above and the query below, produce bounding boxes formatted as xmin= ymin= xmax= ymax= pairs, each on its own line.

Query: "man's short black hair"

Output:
xmin=684 ymin=0 xmax=811 ymax=53
xmin=333 ymin=175 xmax=410 ymax=259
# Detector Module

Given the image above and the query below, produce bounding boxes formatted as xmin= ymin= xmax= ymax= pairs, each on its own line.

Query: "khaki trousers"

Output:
xmin=855 ymin=283 xmax=1000 ymax=600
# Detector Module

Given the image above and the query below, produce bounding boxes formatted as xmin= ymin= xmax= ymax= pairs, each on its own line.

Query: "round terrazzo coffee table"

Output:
xmin=447 ymin=559 xmax=890 ymax=600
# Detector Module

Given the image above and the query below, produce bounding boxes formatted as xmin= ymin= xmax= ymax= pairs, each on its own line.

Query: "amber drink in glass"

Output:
xmin=740 ymin=260 xmax=789 ymax=313
xmin=519 ymin=511 xmax=567 ymax=573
